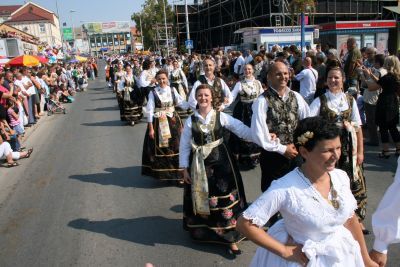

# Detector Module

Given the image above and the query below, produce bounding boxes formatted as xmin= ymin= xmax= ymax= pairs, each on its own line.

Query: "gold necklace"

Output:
xmin=297 ymin=168 xmax=340 ymax=210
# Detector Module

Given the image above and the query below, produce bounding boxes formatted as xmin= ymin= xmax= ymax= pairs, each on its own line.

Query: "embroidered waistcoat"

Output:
xmin=264 ymin=88 xmax=299 ymax=144
xmin=319 ymin=93 xmax=353 ymax=123
xmin=239 ymin=80 xmax=262 ymax=102
xmin=152 ymin=88 xmax=177 ymax=109
xmin=191 ymin=111 xmax=223 ymax=146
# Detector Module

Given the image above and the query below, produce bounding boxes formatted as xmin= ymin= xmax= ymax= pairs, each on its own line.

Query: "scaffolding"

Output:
xmin=174 ymin=0 xmax=399 ymax=52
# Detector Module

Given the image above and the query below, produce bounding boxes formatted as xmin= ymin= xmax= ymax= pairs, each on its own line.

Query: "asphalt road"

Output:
xmin=0 ymin=63 xmax=398 ymax=266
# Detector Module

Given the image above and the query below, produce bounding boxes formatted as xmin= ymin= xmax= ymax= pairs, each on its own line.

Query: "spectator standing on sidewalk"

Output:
xmin=344 ymin=37 xmax=362 ymax=90
xmin=295 ymin=57 xmax=318 ymax=104
xmin=360 ymin=53 xmax=386 ymax=146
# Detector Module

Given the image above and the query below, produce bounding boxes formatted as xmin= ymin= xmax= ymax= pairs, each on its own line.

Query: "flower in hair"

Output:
xmin=297 ymin=131 xmax=314 ymax=146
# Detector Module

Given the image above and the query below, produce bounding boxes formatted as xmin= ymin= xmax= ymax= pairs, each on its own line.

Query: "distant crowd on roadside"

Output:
xmin=0 ymin=58 xmax=98 ymax=168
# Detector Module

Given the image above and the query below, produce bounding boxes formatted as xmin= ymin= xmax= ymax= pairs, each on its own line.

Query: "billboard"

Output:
xmin=85 ymin=23 xmax=102 ymax=34
xmin=63 ymin=28 xmax=73 ymax=41
xmin=85 ymin=21 xmax=130 ymax=34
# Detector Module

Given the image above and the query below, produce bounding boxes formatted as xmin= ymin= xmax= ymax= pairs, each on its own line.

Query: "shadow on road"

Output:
xmin=85 ymin=106 xmax=119 ymax=111
xmin=89 ymin=87 xmax=107 ymax=91
xmin=68 ymin=216 xmax=235 ymax=259
xmin=81 ymin=120 xmax=124 ymax=127
xmin=91 ymin=97 xmax=115 ymax=101
xmin=170 ymin=204 xmax=183 ymax=213
xmin=69 ymin=166 xmax=174 ymax=189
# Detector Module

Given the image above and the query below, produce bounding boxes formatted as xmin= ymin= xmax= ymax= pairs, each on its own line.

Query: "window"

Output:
xmin=39 ymin=23 xmax=45 ymax=33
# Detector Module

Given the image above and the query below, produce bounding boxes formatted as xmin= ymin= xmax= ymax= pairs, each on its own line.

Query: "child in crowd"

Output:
xmin=6 ymin=99 xmax=24 ymax=149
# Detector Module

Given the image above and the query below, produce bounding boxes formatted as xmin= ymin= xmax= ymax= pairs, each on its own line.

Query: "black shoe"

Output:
xmin=378 ymin=150 xmax=390 ymax=159
xmin=227 ymin=248 xmax=242 ymax=256
xmin=365 ymin=142 xmax=379 ymax=147
xmin=362 ymin=229 xmax=371 ymax=235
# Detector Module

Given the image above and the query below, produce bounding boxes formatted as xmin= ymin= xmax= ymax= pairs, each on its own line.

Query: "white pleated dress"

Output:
xmin=243 ymin=168 xmax=365 ymax=267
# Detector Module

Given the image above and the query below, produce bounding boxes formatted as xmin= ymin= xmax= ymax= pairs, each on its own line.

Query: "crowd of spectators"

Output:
xmin=0 ymin=58 xmax=98 ymax=168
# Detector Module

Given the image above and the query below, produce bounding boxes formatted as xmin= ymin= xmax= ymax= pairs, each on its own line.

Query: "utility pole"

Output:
xmin=185 ymin=0 xmax=191 ymax=54
xmin=162 ymin=0 xmax=169 ymax=57
xmin=139 ymin=14 xmax=144 ymax=51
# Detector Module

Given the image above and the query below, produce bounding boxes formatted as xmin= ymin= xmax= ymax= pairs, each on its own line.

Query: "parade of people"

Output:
xmin=0 ymin=0 xmax=399 ymax=266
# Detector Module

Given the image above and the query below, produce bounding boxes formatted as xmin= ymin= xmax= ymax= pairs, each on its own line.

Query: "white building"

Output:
xmin=1 ymin=2 xmax=62 ymax=47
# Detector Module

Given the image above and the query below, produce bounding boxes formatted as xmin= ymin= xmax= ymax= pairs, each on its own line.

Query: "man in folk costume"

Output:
xmin=251 ymin=62 xmax=310 ymax=192
xmin=188 ymin=58 xmax=232 ymax=111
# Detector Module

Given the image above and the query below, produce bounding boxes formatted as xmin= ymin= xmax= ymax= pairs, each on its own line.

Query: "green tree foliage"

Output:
xmin=131 ymin=0 xmax=175 ymax=50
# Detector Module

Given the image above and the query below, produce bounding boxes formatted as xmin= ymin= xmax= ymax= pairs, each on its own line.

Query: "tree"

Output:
xmin=289 ymin=0 xmax=316 ymax=26
xmin=131 ymin=0 xmax=175 ymax=51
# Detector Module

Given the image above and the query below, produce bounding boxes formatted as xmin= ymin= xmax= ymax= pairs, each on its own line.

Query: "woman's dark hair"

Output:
xmin=326 ymin=66 xmax=345 ymax=82
xmin=195 ymin=84 xmax=214 ymax=99
xmin=374 ymin=54 xmax=385 ymax=67
xmin=294 ymin=116 xmax=341 ymax=151
xmin=142 ymin=60 xmax=151 ymax=70
xmin=155 ymin=69 xmax=169 ymax=78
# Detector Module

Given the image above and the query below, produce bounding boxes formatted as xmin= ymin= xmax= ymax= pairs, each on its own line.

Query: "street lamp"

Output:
xmin=161 ymin=0 xmax=169 ymax=57
xmin=69 ymin=10 xmax=77 ymax=41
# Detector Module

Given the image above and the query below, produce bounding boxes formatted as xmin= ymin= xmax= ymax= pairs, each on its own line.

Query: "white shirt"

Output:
xmin=146 ymin=85 xmax=189 ymax=122
xmin=13 ymin=79 xmax=27 ymax=95
xmin=231 ymin=78 xmax=264 ymax=101
xmin=295 ymin=68 xmax=318 ymax=100
xmin=21 ymin=76 xmax=36 ymax=96
xmin=251 ymin=87 xmax=310 ymax=155
xmin=179 ymin=110 xmax=252 ymax=168
xmin=189 ymin=76 xmax=232 ymax=111
xmin=245 ymin=54 xmax=253 ymax=65
xmin=234 ymin=55 xmax=245 ymax=75
xmin=309 ymin=91 xmax=362 ymax=127
xmin=372 ymin=157 xmax=400 ymax=254
xmin=138 ymin=70 xmax=155 ymax=88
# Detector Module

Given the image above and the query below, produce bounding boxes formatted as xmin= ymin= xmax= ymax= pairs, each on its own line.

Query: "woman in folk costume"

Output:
xmin=122 ymin=66 xmax=143 ymax=126
xmin=114 ymin=62 xmax=126 ymax=121
xmin=309 ymin=67 xmax=369 ymax=234
xmin=169 ymin=59 xmax=191 ymax=118
xmin=179 ymin=84 xmax=252 ymax=256
xmin=229 ymin=64 xmax=264 ymax=168
xmin=237 ymin=117 xmax=378 ymax=267
xmin=141 ymin=69 xmax=189 ymax=183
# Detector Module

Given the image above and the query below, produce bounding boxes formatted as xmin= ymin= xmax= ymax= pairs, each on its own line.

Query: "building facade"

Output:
xmin=2 ymin=2 xmax=62 ymax=47
xmin=82 ymin=21 xmax=131 ymax=55
xmin=175 ymin=0 xmax=399 ymax=52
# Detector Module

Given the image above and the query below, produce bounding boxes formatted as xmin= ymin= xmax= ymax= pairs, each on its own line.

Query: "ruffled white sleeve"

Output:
xmin=372 ymin=158 xmax=400 ymax=254
xmin=139 ymin=71 xmax=151 ymax=88
xmin=309 ymin=97 xmax=321 ymax=117
xmin=230 ymin=81 xmax=242 ymax=102
xmin=220 ymin=79 xmax=233 ymax=109
xmin=293 ymin=91 xmax=311 ymax=119
xmin=179 ymin=118 xmax=193 ymax=168
xmin=188 ymin=81 xmax=201 ymax=110
xmin=242 ymin=180 xmax=287 ymax=227
xmin=220 ymin=112 xmax=251 ymax=141
xmin=146 ymin=91 xmax=155 ymax=123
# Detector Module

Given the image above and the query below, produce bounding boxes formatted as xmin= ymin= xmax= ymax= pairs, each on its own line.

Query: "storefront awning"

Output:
xmin=384 ymin=6 xmax=400 ymax=15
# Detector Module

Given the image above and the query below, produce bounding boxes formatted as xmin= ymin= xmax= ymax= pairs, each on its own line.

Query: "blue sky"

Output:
xmin=2 ymin=0 xmax=182 ymax=26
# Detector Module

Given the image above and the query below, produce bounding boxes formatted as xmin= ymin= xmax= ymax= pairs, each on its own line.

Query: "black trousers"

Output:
xmin=260 ymin=150 xmax=301 ymax=192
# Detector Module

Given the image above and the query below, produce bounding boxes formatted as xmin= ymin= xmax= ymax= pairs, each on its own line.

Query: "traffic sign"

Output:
xmin=185 ymin=40 xmax=193 ymax=49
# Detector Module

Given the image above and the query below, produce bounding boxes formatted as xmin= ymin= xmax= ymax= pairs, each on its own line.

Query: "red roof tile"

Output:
xmin=0 ymin=5 xmax=21 ymax=16
xmin=6 ymin=12 xmax=50 ymax=23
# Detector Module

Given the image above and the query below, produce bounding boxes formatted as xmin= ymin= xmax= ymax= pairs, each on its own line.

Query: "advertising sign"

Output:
xmin=85 ymin=21 xmax=130 ymax=34
xmin=63 ymin=28 xmax=73 ymax=41
xmin=85 ymin=23 xmax=102 ymax=34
